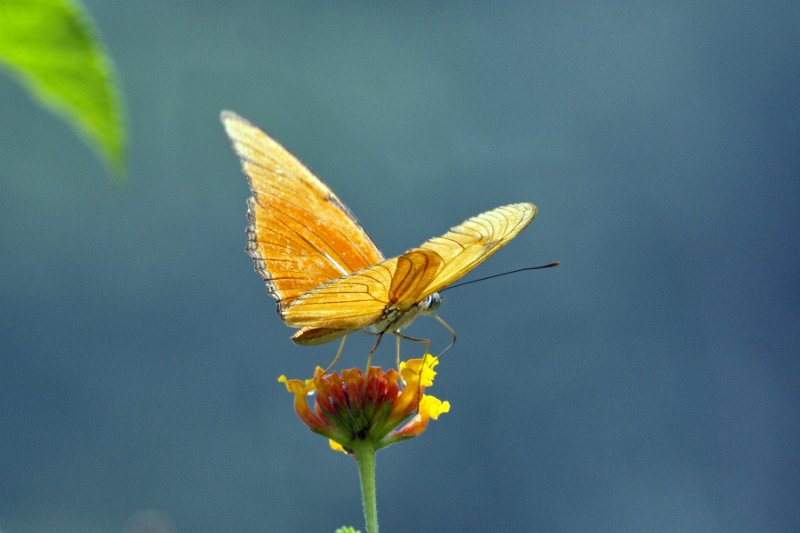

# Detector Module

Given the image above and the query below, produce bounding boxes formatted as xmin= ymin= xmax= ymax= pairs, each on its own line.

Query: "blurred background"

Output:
xmin=2 ymin=1 xmax=799 ymax=531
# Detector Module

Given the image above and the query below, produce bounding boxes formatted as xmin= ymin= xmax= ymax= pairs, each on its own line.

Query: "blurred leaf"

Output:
xmin=0 ymin=0 xmax=126 ymax=179
xmin=334 ymin=527 xmax=361 ymax=533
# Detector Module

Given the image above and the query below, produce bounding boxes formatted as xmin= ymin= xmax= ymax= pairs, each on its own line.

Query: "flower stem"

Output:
xmin=354 ymin=444 xmax=379 ymax=533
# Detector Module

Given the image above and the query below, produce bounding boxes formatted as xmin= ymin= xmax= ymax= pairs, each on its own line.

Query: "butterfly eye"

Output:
xmin=423 ymin=292 xmax=442 ymax=313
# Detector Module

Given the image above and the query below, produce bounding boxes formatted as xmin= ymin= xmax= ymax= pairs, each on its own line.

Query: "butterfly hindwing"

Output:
xmin=282 ymin=257 xmax=399 ymax=330
xmin=282 ymin=203 xmax=536 ymax=332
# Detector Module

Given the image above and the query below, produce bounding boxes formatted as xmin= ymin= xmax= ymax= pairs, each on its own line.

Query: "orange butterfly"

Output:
xmin=221 ymin=111 xmax=537 ymax=364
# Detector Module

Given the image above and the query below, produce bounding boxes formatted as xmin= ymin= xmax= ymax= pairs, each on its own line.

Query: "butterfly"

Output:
xmin=221 ymin=111 xmax=537 ymax=364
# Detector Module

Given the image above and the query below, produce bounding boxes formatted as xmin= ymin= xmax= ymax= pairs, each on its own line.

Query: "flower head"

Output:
xmin=279 ymin=356 xmax=450 ymax=454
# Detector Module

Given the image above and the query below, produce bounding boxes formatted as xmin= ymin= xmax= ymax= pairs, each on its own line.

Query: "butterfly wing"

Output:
xmin=282 ymin=257 xmax=400 ymax=330
xmin=221 ymin=111 xmax=384 ymax=320
xmin=283 ymin=203 xmax=535 ymax=332
xmin=415 ymin=202 xmax=536 ymax=296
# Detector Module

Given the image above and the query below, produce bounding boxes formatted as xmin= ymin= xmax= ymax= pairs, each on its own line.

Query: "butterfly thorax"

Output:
xmin=368 ymin=292 xmax=442 ymax=335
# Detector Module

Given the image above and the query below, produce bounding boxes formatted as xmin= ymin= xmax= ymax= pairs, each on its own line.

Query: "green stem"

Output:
xmin=354 ymin=444 xmax=379 ymax=533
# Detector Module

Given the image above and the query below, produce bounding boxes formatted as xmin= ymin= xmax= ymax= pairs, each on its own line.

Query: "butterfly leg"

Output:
xmin=393 ymin=338 xmax=433 ymax=401
xmin=432 ymin=313 xmax=457 ymax=357
xmin=394 ymin=331 xmax=431 ymax=361
xmin=365 ymin=332 xmax=385 ymax=371
xmin=395 ymin=334 xmax=402 ymax=370
xmin=323 ymin=335 xmax=348 ymax=373
xmin=418 ymin=352 xmax=431 ymax=398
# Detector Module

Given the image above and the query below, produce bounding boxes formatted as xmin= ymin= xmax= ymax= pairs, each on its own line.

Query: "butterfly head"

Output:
xmin=420 ymin=292 xmax=442 ymax=314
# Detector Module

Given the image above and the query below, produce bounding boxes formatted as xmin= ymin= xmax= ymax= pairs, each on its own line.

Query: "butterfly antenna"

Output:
xmin=441 ymin=262 xmax=560 ymax=292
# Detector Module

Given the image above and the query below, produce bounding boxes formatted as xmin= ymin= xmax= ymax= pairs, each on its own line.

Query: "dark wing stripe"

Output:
xmin=388 ymin=250 xmax=442 ymax=306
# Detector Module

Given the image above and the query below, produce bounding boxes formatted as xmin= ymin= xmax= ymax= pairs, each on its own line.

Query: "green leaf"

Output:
xmin=0 ymin=0 xmax=126 ymax=179
xmin=334 ymin=528 xmax=361 ymax=533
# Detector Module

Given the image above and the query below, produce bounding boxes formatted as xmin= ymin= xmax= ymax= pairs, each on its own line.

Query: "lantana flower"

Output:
xmin=278 ymin=355 xmax=450 ymax=454
xmin=279 ymin=355 xmax=450 ymax=532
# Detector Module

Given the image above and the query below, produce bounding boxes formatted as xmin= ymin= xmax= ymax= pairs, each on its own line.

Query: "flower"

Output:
xmin=278 ymin=355 xmax=450 ymax=454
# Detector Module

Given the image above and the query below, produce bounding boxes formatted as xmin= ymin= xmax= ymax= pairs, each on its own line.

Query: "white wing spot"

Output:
xmin=323 ymin=251 xmax=348 ymax=276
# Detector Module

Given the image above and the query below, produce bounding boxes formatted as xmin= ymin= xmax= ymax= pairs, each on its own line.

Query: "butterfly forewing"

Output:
xmin=417 ymin=202 xmax=536 ymax=296
xmin=221 ymin=111 xmax=384 ymax=313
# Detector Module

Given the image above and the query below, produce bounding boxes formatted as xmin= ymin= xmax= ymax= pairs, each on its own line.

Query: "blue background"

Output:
xmin=1 ymin=2 xmax=798 ymax=531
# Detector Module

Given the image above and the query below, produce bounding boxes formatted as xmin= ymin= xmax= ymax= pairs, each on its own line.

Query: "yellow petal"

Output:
xmin=329 ymin=439 xmax=348 ymax=454
xmin=419 ymin=395 xmax=451 ymax=420
xmin=400 ymin=355 xmax=439 ymax=388
xmin=278 ymin=375 xmax=307 ymax=395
